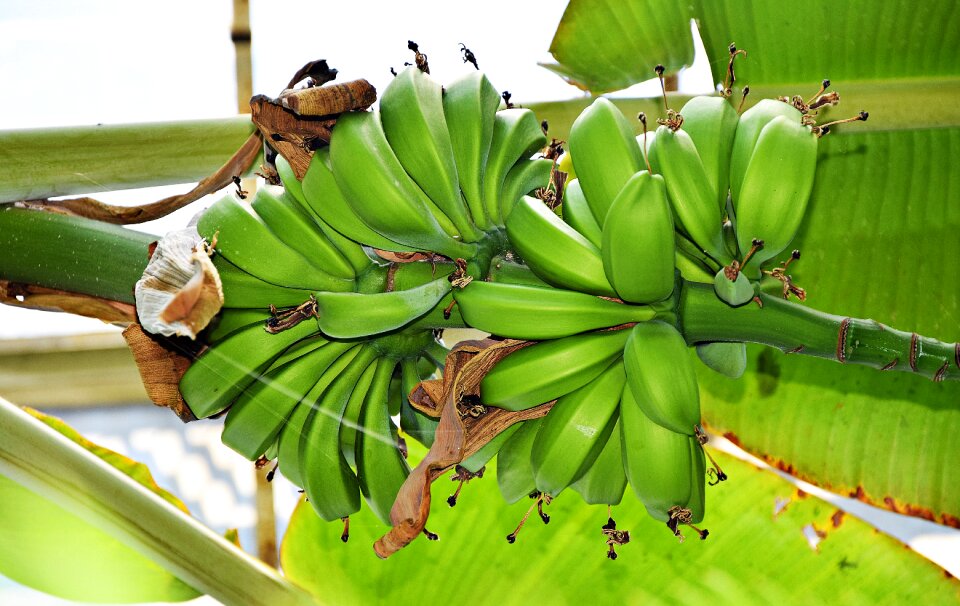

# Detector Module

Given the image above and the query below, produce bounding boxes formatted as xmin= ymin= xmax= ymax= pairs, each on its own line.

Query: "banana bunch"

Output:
xmin=163 ymin=58 xmax=850 ymax=546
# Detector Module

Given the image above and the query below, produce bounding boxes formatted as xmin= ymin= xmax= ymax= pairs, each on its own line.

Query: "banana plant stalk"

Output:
xmin=0 ymin=117 xmax=254 ymax=203
xmin=0 ymin=396 xmax=316 ymax=606
xmin=2 ymin=207 xmax=956 ymax=383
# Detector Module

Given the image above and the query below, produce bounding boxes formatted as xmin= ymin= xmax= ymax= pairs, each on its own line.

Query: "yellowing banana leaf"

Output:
xmin=281 ymin=452 xmax=958 ymax=604
xmin=0 ymin=409 xmax=200 ymax=603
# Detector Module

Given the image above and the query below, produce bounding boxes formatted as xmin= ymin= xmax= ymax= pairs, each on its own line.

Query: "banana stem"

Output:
xmin=0 ymin=397 xmax=317 ymax=606
xmin=0 ymin=206 xmax=155 ymax=303
xmin=0 ymin=118 xmax=255 ymax=202
xmin=679 ymin=281 xmax=960 ymax=382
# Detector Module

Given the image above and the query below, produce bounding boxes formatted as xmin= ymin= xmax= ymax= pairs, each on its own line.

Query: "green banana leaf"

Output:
xmin=540 ymin=0 xmax=960 ymax=529
xmin=0 ymin=409 xmax=200 ymax=603
xmin=281 ymin=451 xmax=959 ymax=604
xmin=542 ymin=1 xmax=693 ymax=92
xmin=543 ymin=0 xmax=960 ymax=93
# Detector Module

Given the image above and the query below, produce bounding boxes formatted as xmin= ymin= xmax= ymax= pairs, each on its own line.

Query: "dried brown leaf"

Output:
xmin=375 ymin=338 xmax=553 ymax=558
xmin=121 ymin=324 xmax=197 ymax=422
xmin=16 ymin=132 xmax=263 ymax=224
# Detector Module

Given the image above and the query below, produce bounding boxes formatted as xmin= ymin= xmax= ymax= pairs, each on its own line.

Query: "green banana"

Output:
xmin=295 ymin=208 xmax=375 ymax=277
xmin=337 ymin=354 xmax=380 ymax=468
xmin=560 ymin=178 xmax=602 ymax=248
xmin=733 ymin=115 xmax=818 ymax=266
xmin=202 ymin=307 xmax=272 ymax=344
xmin=269 ymin=334 xmax=330 ymax=368
xmin=487 ymin=255 xmax=551 ymax=288
xmin=381 ymin=67 xmax=483 ymax=242
xmin=623 ymin=321 xmax=701 ymax=435
xmin=557 ymin=146 xmax=575 ymax=181
xmin=273 ymin=346 xmax=364 ymax=486
xmin=600 ymin=171 xmax=675 ymax=304
xmin=274 ymin=153 xmax=306 ymax=207
xmin=461 ymin=423 xmax=521 ymax=474
xmin=483 ymin=108 xmax=547 ymax=226
xmin=313 ymin=275 xmax=451 ymax=338
xmin=330 ymin=109 xmax=476 ymax=259
xmin=505 ymin=196 xmax=616 ymax=296
xmin=296 ymin=345 xmax=377 ymax=519
xmin=531 ymin=359 xmax=625 ymax=496
xmin=729 ymin=99 xmax=801 ymax=204
xmin=355 ymin=357 xmax=411 ymax=524
xmin=496 ymin=418 xmax=543 ymax=504
xmin=712 ymin=267 xmax=754 ymax=306
xmin=480 ymin=329 xmax=631 ymax=411
xmin=620 ymin=383 xmax=694 ymax=522
xmin=300 ymin=148 xmax=409 ymax=253
xmin=454 ymin=281 xmax=653 ymax=340
xmin=443 ymin=71 xmax=501 ymax=231
xmin=179 ymin=316 xmax=318 ymax=419
xmin=498 ymin=158 xmax=553 ymax=222
xmin=569 ymin=418 xmax=626 ymax=506
xmin=221 ymin=340 xmax=353 ymax=460
xmin=197 ymin=194 xmax=353 ymax=292
xmin=648 ymin=125 xmax=728 ymax=264
xmin=686 ymin=437 xmax=707 ymax=525
xmin=695 ymin=341 xmax=748 ymax=379
xmin=678 ymin=96 xmax=739 ymax=211
xmin=399 ymin=356 xmax=439 ymax=447
xmin=213 ymin=255 xmax=317 ymax=308
xmin=568 ymin=98 xmax=644 ymax=225
xmin=249 ymin=186 xmax=356 ymax=280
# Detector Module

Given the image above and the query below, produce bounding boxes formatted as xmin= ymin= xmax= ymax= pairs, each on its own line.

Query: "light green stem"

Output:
xmin=679 ymin=281 xmax=960 ymax=382
xmin=0 ymin=397 xmax=317 ymax=606
xmin=0 ymin=206 xmax=155 ymax=303
xmin=0 ymin=117 xmax=255 ymax=202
